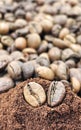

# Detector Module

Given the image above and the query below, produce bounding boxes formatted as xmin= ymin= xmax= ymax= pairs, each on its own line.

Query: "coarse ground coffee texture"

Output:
xmin=0 ymin=78 xmax=81 ymax=130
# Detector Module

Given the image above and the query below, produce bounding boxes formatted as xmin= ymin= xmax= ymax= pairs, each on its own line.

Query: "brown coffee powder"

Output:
xmin=0 ymin=78 xmax=81 ymax=130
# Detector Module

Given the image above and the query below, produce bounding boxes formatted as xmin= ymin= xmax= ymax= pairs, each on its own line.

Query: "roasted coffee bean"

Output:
xmin=65 ymin=59 xmax=76 ymax=68
xmin=0 ymin=22 xmax=9 ymax=34
xmin=15 ymin=19 xmax=27 ymax=28
xmin=53 ymin=38 xmax=67 ymax=49
xmin=27 ymin=33 xmax=41 ymax=49
xmin=54 ymin=15 xmax=67 ymax=25
xmin=48 ymin=47 xmax=61 ymax=62
xmin=1 ymin=36 xmax=14 ymax=47
xmin=7 ymin=61 xmax=22 ymax=80
xmin=29 ymin=22 xmax=42 ymax=34
xmin=52 ymin=24 xmax=62 ymax=37
xmin=71 ymin=77 xmax=80 ymax=93
xmin=0 ymin=55 xmax=12 ymax=71
xmin=59 ymin=28 xmax=70 ymax=39
xmin=15 ymin=27 xmax=29 ymax=36
xmin=15 ymin=9 xmax=25 ymax=18
xmin=10 ymin=51 xmax=25 ymax=61
xmin=4 ymin=13 xmax=15 ymax=22
xmin=0 ymin=77 xmax=14 ymax=92
xmin=36 ymin=56 xmax=50 ymax=67
xmin=64 ymin=34 xmax=76 ymax=47
xmin=39 ymin=53 xmax=49 ymax=61
xmin=23 ymin=48 xmax=37 ymax=55
xmin=35 ymin=66 xmax=54 ymax=80
xmin=55 ymin=61 xmax=68 ymax=80
xmin=23 ymin=82 xmax=46 ymax=107
xmin=15 ymin=37 xmax=27 ymax=50
xmin=61 ymin=48 xmax=74 ymax=61
xmin=48 ymin=81 xmax=66 ymax=107
xmin=22 ymin=61 xmax=35 ymax=80
xmin=41 ymin=19 xmax=53 ymax=32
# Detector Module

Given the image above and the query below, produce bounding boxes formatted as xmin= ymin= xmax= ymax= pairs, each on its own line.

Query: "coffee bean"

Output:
xmin=64 ymin=34 xmax=76 ymax=47
xmin=0 ymin=77 xmax=14 ymax=92
xmin=36 ymin=56 xmax=50 ymax=67
xmin=1 ymin=36 xmax=14 ymax=47
xmin=22 ymin=61 xmax=35 ymax=79
xmin=61 ymin=48 xmax=74 ymax=61
xmin=23 ymin=82 xmax=46 ymax=107
xmin=15 ymin=37 xmax=27 ymax=50
xmin=55 ymin=61 xmax=68 ymax=80
xmin=15 ymin=27 xmax=29 ymax=36
xmin=4 ymin=13 xmax=15 ymax=22
xmin=41 ymin=19 xmax=53 ymax=32
xmin=29 ymin=22 xmax=42 ymax=34
xmin=71 ymin=77 xmax=80 ymax=93
xmin=52 ymin=24 xmax=62 ymax=37
xmin=48 ymin=81 xmax=66 ymax=107
xmin=59 ymin=28 xmax=70 ymax=39
xmin=54 ymin=15 xmax=67 ymax=25
xmin=0 ymin=55 xmax=12 ymax=71
xmin=35 ymin=66 xmax=55 ymax=80
xmin=27 ymin=33 xmax=41 ymax=49
xmin=53 ymin=38 xmax=67 ymax=49
xmin=10 ymin=51 xmax=25 ymax=61
xmin=65 ymin=59 xmax=76 ymax=68
xmin=48 ymin=47 xmax=61 ymax=62
xmin=15 ymin=19 xmax=27 ymax=28
xmin=7 ymin=61 xmax=22 ymax=80
xmin=0 ymin=22 xmax=9 ymax=34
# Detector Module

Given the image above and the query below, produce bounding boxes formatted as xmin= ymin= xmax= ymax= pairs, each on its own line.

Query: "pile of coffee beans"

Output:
xmin=0 ymin=0 xmax=81 ymax=98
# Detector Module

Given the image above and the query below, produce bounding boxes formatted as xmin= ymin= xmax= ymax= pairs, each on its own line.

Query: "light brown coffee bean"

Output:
xmin=35 ymin=66 xmax=54 ymax=80
xmin=59 ymin=28 xmax=70 ymax=39
xmin=23 ymin=48 xmax=37 ymax=55
xmin=15 ymin=37 xmax=27 ymax=50
xmin=23 ymin=82 xmax=46 ymax=107
xmin=53 ymin=38 xmax=67 ymax=49
xmin=48 ymin=81 xmax=66 ymax=107
xmin=0 ymin=77 xmax=14 ymax=92
xmin=39 ymin=53 xmax=49 ymax=61
xmin=54 ymin=15 xmax=67 ymax=25
xmin=29 ymin=22 xmax=42 ymax=34
xmin=69 ymin=44 xmax=81 ymax=53
xmin=55 ymin=61 xmax=68 ymax=80
xmin=27 ymin=33 xmax=41 ymax=49
xmin=0 ymin=22 xmax=9 ymax=34
xmin=64 ymin=34 xmax=76 ymax=47
xmin=71 ymin=77 xmax=80 ymax=93
xmin=1 ymin=36 xmax=14 ymax=47
xmin=41 ymin=19 xmax=53 ymax=32
xmin=48 ymin=47 xmax=61 ymax=62
xmin=7 ymin=61 xmax=22 ymax=80
xmin=15 ymin=26 xmax=29 ymax=36
xmin=15 ymin=19 xmax=27 ymax=28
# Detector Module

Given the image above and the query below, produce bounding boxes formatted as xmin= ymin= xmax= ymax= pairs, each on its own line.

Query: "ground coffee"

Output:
xmin=0 ymin=78 xmax=81 ymax=130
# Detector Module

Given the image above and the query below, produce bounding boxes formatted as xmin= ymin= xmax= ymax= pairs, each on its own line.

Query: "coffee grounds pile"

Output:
xmin=0 ymin=78 xmax=81 ymax=130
